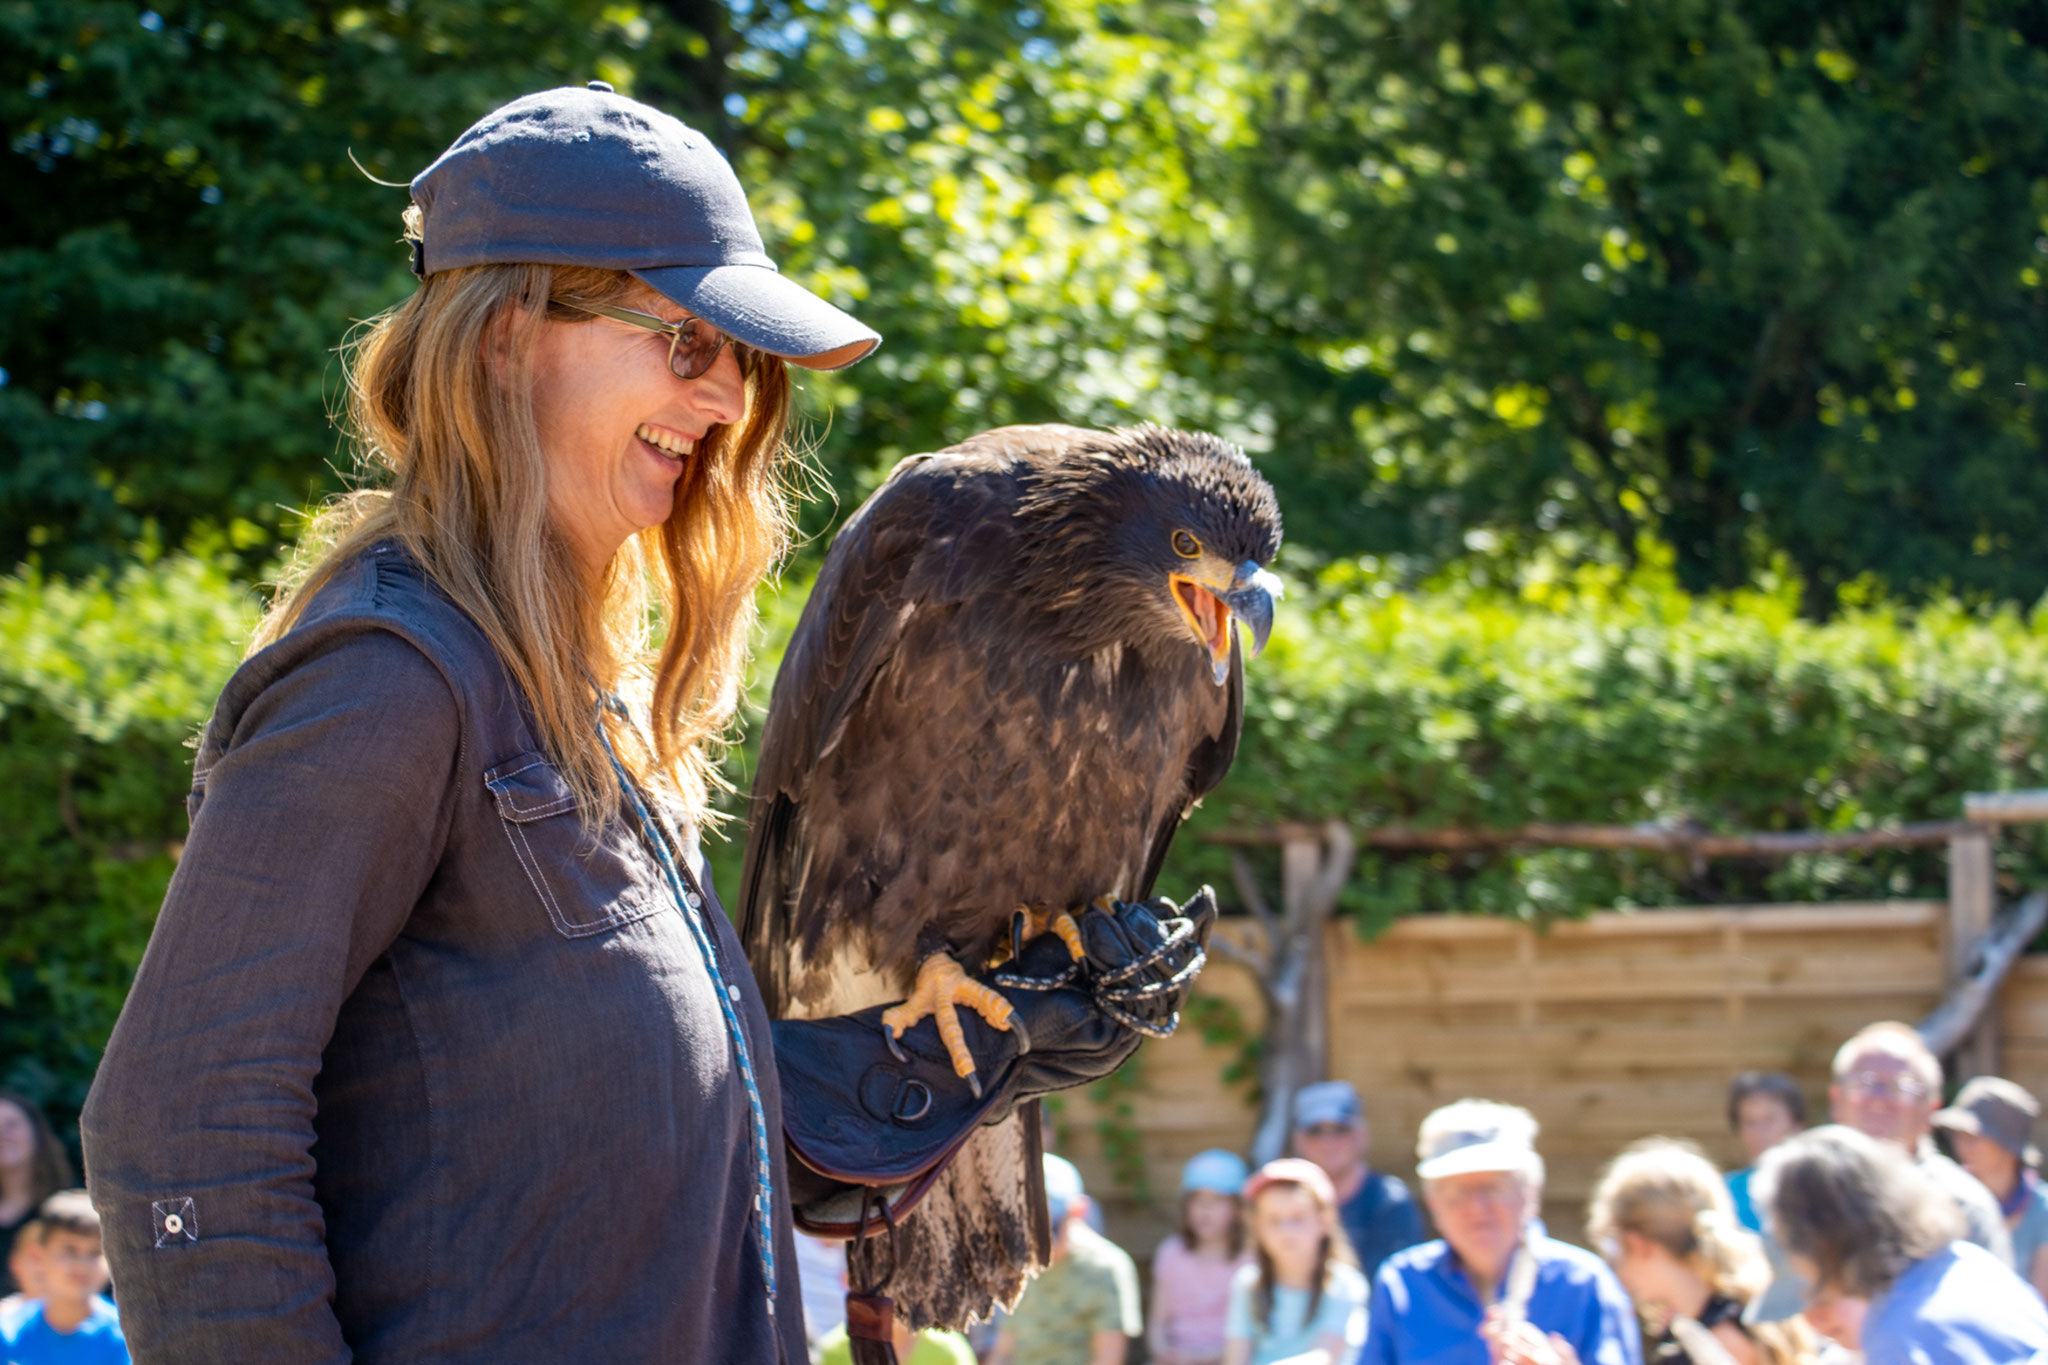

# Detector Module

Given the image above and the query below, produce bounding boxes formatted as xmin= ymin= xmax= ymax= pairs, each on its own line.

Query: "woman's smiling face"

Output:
xmin=527 ymin=286 xmax=748 ymax=577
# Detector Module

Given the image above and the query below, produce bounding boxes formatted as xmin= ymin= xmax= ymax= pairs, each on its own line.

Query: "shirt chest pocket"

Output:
xmin=484 ymin=753 xmax=671 ymax=938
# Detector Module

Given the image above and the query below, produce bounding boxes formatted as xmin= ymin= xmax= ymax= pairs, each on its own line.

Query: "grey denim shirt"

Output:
xmin=80 ymin=541 xmax=809 ymax=1364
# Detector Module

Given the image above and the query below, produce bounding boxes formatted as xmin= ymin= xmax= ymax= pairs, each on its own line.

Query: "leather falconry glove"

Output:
xmin=772 ymin=886 xmax=1217 ymax=1238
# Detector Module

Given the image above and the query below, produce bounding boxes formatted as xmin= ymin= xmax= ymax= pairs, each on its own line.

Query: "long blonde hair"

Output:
xmin=252 ymin=257 xmax=794 ymax=831
xmin=1248 ymin=1176 xmax=1357 ymax=1333
xmin=1589 ymin=1138 xmax=1814 ymax=1365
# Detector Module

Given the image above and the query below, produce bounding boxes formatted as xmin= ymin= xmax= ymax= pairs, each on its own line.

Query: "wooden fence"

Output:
xmin=1056 ymin=899 xmax=2048 ymax=1259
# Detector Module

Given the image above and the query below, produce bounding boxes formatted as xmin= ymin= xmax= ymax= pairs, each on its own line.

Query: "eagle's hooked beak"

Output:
xmin=1225 ymin=561 xmax=1281 ymax=659
xmin=1171 ymin=560 xmax=1282 ymax=686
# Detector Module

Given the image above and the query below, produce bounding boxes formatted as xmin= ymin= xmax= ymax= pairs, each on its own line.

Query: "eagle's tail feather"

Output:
xmin=879 ymin=1104 xmax=1049 ymax=1331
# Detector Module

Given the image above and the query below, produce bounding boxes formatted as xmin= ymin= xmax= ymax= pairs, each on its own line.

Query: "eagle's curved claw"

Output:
xmin=996 ymin=900 xmax=1101 ymax=990
xmin=880 ymin=952 xmax=1015 ymax=1090
xmin=1012 ymin=903 xmax=1087 ymax=962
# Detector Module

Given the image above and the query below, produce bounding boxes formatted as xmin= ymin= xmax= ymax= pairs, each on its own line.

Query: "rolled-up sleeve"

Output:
xmin=80 ymin=627 xmax=459 ymax=1364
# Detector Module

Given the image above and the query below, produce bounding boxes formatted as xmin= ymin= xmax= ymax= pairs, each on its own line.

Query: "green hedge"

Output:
xmin=1156 ymin=556 xmax=2048 ymax=935
xmin=0 ymin=553 xmax=258 ymax=1138
xmin=13 ymin=550 xmax=2048 ymax=1133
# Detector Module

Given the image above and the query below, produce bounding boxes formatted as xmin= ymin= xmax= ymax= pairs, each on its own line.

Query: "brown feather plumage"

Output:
xmin=740 ymin=423 xmax=1280 ymax=1328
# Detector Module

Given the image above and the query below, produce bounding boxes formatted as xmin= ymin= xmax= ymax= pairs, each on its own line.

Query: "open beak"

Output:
xmin=1171 ymin=561 xmax=1282 ymax=686
xmin=1225 ymin=561 xmax=1280 ymax=658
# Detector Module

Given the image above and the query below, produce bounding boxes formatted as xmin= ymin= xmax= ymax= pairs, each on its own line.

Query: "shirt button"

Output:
xmin=684 ymin=892 xmax=702 ymax=910
xmin=727 ymin=984 xmax=741 ymax=1002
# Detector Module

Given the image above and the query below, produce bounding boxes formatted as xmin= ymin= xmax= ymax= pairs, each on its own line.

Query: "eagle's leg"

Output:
xmin=880 ymin=952 xmax=1015 ymax=1097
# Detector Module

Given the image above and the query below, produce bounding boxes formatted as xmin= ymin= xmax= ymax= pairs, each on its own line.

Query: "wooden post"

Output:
xmin=1233 ymin=821 xmax=1356 ymax=1166
xmin=1946 ymin=825 xmax=1999 ymax=1078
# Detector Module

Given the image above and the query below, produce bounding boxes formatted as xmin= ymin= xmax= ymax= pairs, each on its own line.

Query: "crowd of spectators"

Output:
xmin=789 ymin=1020 xmax=2048 ymax=1365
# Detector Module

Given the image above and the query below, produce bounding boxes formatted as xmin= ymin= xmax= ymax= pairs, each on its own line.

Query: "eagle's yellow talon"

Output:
xmin=880 ymin=953 xmax=1014 ymax=1085
xmin=1016 ymin=904 xmax=1089 ymax=960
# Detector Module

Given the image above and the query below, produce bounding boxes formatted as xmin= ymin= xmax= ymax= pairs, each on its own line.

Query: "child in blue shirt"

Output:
xmin=0 ymin=1191 xmax=129 ymax=1365
xmin=1225 ymin=1158 xmax=1368 ymax=1365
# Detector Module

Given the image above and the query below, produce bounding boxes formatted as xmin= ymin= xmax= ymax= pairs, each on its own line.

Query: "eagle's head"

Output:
xmin=1016 ymin=425 xmax=1283 ymax=683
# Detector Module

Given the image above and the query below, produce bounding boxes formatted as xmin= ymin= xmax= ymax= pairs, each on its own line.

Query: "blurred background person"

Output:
xmin=1722 ymin=1074 xmax=1805 ymax=1236
xmin=795 ymin=1230 xmax=849 ymax=1356
xmin=1826 ymin=1021 xmax=2011 ymax=1263
xmin=1932 ymin=1076 xmax=2048 ymax=1300
xmin=1292 ymin=1081 xmax=1426 ymax=1281
xmin=0 ymin=1093 xmax=73 ymax=1297
xmin=1588 ymin=1137 xmax=1815 ymax=1365
xmin=1362 ymin=1100 xmax=1639 ymax=1365
xmin=1220 ymin=1162 xmax=1368 ymax=1365
xmin=1 ymin=1216 xmax=46 ymax=1332
xmin=986 ymin=1155 xmax=1140 ymax=1365
xmin=1759 ymin=1124 xmax=2048 ymax=1363
xmin=1720 ymin=1073 xmax=1810 ymax=1325
xmin=1151 ymin=1148 xmax=1253 ymax=1365
xmin=1223 ymin=1158 xmax=1366 ymax=1365
xmin=0 ymin=1190 xmax=128 ymax=1365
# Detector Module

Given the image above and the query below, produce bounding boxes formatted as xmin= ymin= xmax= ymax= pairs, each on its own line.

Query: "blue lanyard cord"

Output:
xmin=595 ymin=703 xmax=778 ymax=1317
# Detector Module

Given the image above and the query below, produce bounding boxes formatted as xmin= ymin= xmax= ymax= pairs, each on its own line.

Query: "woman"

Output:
xmin=80 ymin=85 xmax=1164 ymax=1365
xmin=1932 ymin=1075 xmax=2048 ymax=1300
xmin=1587 ymin=1138 xmax=1813 ymax=1365
xmin=1759 ymin=1125 xmax=2048 ymax=1363
xmin=0 ymin=1094 xmax=71 ymax=1296
xmin=1722 ymin=1072 xmax=1805 ymax=1236
xmin=1223 ymin=1158 xmax=1367 ymax=1365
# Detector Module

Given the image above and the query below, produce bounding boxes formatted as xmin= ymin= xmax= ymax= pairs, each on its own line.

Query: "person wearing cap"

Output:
xmin=1361 ymin=1100 xmax=1640 ymax=1365
xmin=1827 ymin=1021 xmax=2013 ymax=1265
xmin=1935 ymin=1076 xmax=2048 ymax=1299
xmin=1150 ymin=1150 xmax=1254 ymax=1365
xmin=988 ymin=1156 xmax=1141 ymax=1365
xmin=78 ymin=85 xmax=1184 ymax=1365
xmin=1291 ymin=1081 xmax=1426 ymax=1281
xmin=1224 ymin=1157 xmax=1368 ymax=1365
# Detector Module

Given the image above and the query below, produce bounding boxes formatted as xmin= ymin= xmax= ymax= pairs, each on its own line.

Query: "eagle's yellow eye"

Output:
xmin=1172 ymin=530 xmax=1203 ymax=559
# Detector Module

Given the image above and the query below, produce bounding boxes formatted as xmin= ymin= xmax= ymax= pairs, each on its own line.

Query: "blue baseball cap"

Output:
xmin=409 ymin=84 xmax=880 ymax=370
xmin=1292 ymin=1081 xmax=1364 ymax=1130
xmin=1043 ymin=1154 xmax=1085 ymax=1224
xmin=1180 ymin=1149 xmax=1249 ymax=1196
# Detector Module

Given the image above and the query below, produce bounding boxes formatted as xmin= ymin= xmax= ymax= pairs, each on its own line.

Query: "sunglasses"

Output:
xmin=554 ymin=297 xmax=738 ymax=380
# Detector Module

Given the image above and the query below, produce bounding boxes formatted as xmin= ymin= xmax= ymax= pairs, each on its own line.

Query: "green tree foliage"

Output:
xmin=1235 ymin=0 xmax=2048 ymax=607
xmin=720 ymin=0 xmax=1259 ymax=532
xmin=0 ymin=0 xmax=714 ymax=575
xmin=10 ymin=1 xmax=2047 ymax=605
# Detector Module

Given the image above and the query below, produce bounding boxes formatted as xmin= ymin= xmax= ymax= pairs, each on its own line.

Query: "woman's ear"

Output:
xmin=481 ymin=301 xmax=532 ymax=390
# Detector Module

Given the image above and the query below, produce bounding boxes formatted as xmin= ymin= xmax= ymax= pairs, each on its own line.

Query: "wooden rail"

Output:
xmin=1203 ymin=791 xmax=2048 ymax=1094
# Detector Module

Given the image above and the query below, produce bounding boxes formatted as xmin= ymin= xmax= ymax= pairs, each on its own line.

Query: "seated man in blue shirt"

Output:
xmin=1362 ymin=1101 xmax=1640 ymax=1365
xmin=1291 ymin=1081 xmax=1425 ymax=1280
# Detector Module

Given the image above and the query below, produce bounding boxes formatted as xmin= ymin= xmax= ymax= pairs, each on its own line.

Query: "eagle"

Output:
xmin=739 ymin=422 xmax=1282 ymax=1328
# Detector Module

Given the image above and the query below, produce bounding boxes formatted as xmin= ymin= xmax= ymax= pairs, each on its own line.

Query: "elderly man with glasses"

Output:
xmin=1361 ymin=1101 xmax=1639 ymax=1365
xmin=1828 ymin=1020 xmax=2013 ymax=1266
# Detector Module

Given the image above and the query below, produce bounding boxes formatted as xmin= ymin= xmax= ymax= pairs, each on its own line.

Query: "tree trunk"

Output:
xmin=1240 ymin=822 xmax=1356 ymax=1165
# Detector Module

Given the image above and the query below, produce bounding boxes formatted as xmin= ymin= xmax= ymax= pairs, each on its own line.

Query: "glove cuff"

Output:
xmin=772 ymin=1009 xmax=1021 ymax=1237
